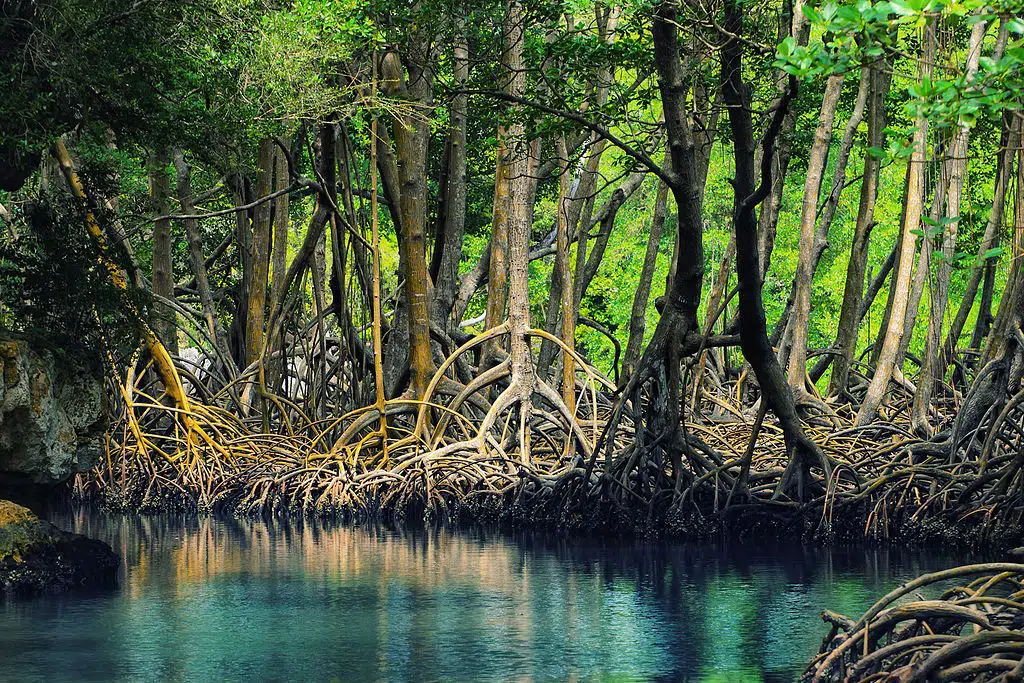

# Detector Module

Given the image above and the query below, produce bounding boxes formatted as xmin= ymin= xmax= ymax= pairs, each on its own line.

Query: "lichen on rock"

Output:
xmin=0 ymin=500 xmax=117 ymax=596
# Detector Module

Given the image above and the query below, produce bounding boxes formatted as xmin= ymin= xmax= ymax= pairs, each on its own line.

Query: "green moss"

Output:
xmin=0 ymin=500 xmax=53 ymax=562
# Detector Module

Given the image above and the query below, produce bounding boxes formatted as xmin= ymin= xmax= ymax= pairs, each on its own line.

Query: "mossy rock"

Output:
xmin=0 ymin=499 xmax=53 ymax=561
xmin=0 ymin=500 xmax=118 ymax=597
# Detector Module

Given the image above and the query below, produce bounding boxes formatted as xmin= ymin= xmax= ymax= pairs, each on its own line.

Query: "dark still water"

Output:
xmin=1 ymin=509 xmax=979 ymax=682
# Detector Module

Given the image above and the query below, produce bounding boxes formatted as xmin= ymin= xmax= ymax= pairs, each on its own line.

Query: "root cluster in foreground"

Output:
xmin=804 ymin=562 xmax=1024 ymax=682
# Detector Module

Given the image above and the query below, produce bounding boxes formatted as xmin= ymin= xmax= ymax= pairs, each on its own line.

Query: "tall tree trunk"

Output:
xmin=785 ymin=72 xmax=845 ymax=389
xmin=148 ymin=149 xmax=177 ymax=355
xmin=870 ymin=164 xmax=913 ymax=367
xmin=623 ymin=181 xmax=668 ymax=383
xmin=982 ymin=117 xmax=1024 ymax=369
xmin=325 ymin=122 xmax=356 ymax=380
xmin=828 ymin=64 xmax=891 ymax=397
xmin=616 ymin=1 xmax=705 ymax=456
xmin=269 ymin=143 xmax=290 ymax=318
xmin=245 ymin=138 xmax=274 ymax=371
xmin=815 ymin=66 xmax=873 ymax=255
xmin=721 ymin=0 xmax=828 ymax=499
xmin=782 ymin=64 xmax=873 ymax=381
xmin=942 ymin=114 xmax=1020 ymax=367
xmin=432 ymin=24 xmax=469 ymax=331
xmin=381 ymin=49 xmax=435 ymax=398
xmin=501 ymin=0 xmax=538 ymax=463
xmin=856 ymin=22 xmax=934 ymax=427
xmin=172 ymin=150 xmax=234 ymax=371
xmin=554 ymin=136 xmax=576 ymax=409
xmin=912 ymin=17 xmax=989 ymax=434
xmin=897 ymin=149 xmax=950 ymax=373
xmin=230 ymin=173 xmax=252 ymax=367
xmin=450 ymin=134 xmax=590 ymax=324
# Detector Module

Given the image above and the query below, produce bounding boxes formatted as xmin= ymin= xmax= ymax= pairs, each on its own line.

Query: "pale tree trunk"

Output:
xmin=856 ymin=23 xmax=934 ymax=427
xmin=172 ymin=150 xmax=234 ymax=371
xmin=780 ymin=65 xmax=872 ymax=377
xmin=870 ymin=164 xmax=913 ymax=367
xmin=912 ymin=17 xmax=989 ymax=434
xmin=149 ymin=149 xmax=177 ymax=355
xmin=829 ymin=64 xmax=892 ymax=397
xmin=942 ymin=110 xmax=1019 ymax=368
xmin=815 ymin=66 xmax=872 ymax=256
xmin=786 ymin=72 xmax=845 ymax=389
xmin=982 ymin=116 xmax=1024 ymax=369
xmin=265 ymin=140 xmax=291 ymax=390
xmin=501 ymin=0 xmax=537 ymax=463
xmin=896 ymin=151 xmax=949 ymax=376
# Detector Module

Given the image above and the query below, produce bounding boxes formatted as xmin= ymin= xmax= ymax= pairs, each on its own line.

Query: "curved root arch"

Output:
xmin=804 ymin=563 xmax=1024 ymax=682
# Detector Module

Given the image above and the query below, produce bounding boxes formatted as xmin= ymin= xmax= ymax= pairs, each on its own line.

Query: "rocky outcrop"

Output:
xmin=0 ymin=500 xmax=117 ymax=596
xmin=0 ymin=335 xmax=104 ymax=492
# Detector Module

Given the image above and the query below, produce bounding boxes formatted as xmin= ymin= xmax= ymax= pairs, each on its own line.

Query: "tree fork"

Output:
xmin=721 ymin=0 xmax=833 ymax=500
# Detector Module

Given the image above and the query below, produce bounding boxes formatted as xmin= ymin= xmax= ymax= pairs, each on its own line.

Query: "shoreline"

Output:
xmin=67 ymin=486 xmax=1024 ymax=553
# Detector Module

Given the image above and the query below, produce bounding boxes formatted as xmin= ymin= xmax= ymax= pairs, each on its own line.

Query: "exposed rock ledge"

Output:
xmin=0 ymin=333 xmax=104 ymax=498
xmin=0 ymin=500 xmax=117 ymax=597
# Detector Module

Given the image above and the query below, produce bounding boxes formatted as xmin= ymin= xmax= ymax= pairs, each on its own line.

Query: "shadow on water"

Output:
xmin=0 ymin=507 xmax=984 ymax=682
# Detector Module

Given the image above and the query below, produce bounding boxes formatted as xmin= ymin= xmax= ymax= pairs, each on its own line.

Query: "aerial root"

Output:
xmin=81 ymin=331 xmax=1024 ymax=537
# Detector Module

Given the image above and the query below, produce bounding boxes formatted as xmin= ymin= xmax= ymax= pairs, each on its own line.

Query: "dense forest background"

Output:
xmin=1 ymin=0 xmax=1023 ymax=519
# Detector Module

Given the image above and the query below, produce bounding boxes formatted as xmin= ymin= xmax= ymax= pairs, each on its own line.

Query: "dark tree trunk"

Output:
xmin=721 ymin=0 xmax=830 ymax=499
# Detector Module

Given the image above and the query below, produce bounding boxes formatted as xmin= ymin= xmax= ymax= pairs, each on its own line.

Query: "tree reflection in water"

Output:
xmin=1 ymin=509 xmax=981 ymax=682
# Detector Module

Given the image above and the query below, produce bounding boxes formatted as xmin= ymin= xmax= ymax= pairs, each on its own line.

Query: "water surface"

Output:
xmin=0 ymin=509 xmax=979 ymax=682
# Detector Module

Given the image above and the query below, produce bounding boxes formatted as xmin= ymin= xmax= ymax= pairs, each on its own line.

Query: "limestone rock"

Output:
xmin=0 ymin=337 xmax=104 ymax=487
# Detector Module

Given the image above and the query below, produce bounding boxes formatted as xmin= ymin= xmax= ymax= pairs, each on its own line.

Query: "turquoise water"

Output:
xmin=0 ymin=509 xmax=976 ymax=682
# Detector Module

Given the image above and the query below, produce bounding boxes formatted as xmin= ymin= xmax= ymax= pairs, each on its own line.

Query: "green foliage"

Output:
xmin=0 ymin=192 xmax=136 ymax=353
xmin=777 ymin=0 xmax=1024 ymax=128
xmin=0 ymin=0 xmax=1018 ymax=397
